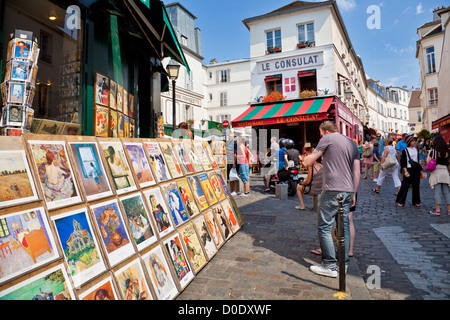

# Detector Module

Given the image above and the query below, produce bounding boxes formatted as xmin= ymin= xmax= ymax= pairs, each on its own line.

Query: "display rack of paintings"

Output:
xmin=0 ymin=134 xmax=244 ymax=300
xmin=57 ymin=48 xmax=81 ymax=125
xmin=202 ymin=141 xmax=219 ymax=169
xmin=211 ymin=140 xmax=226 ymax=168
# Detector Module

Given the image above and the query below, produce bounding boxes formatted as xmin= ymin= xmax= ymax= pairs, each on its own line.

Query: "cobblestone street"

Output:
xmin=178 ymin=172 xmax=450 ymax=300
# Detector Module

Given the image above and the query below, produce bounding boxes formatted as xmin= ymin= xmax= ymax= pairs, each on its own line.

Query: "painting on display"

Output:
xmin=215 ymin=170 xmax=230 ymax=197
xmin=220 ymin=199 xmax=240 ymax=233
xmin=143 ymin=141 xmax=171 ymax=183
xmin=0 ymin=207 xmax=58 ymax=285
xmin=116 ymin=84 xmax=123 ymax=113
xmin=183 ymin=140 xmax=204 ymax=172
xmin=35 ymin=120 xmax=64 ymax=135
xmin=95 ymin=72 xmax=109 ymax=106
xmin=0 ymin=150 xmax=39 ymax=209
xmin=212 ymin=204 xmax=232 ymax=241
xmin=193 ymin=142 xmax=211 ymax=171
xmin=0 ymin=264 xmax=75 ymax=300
xmin=228 ymin=196 xmax=244 ymax=227
xmin=110 ymin=110 xmax=118 ymax=138
xmin=68 ymin=142 xmax=113 ymax=202
xmin=27 ymin=140 xmax=82 ymax=210
xmin=162 ymin=182 xmax=189 ymax=227
xmin=186 ymin=175 xmax=208 ymax=211
xmin=198 ymin=172 xmax=218 ymax=205
xmin=158 ymin=141 xmax=183 ymax=179
xmin=95 ymin=105 xmax=109 ymax=137
xmin=141 ymin=245 xmax=178 ymax=300
xmin=163 ymin=233 xmax=194 ymax=289
xmin=123 ymin=142 xmax=156 ymax=188
xmin=109 ymin=80 xmax=117 ymax=110
xmin=178 ymin=222 xmax=207 ymax=273
xmin=90 ymin=199 xmax=135 ymax=267
xmin=142 ymin=187 xmax=174 ymax=238
xmin=208 ymin=172 xmax=226 ymax=202
xmin=119 ymin=193 xmax=157 ymax=251
xmin=203 ymin=209 xmax=224 ymax=249
xmin=176 ymin=178 xmax=201 ymax=218
xmin=51 ymin=208 xmax=107 ymax=287
xmin=173 ymin=141 xmax=194 ymax=175
xmin=202 ymin=142 xmax=218 ymax=169
xmin=78 ymin=276 xmax=119 ymax=300
xmin=114 ymin=258 xmax=153 ymax=300
xmin=191 ymin=215 xmax=218 ymax=260
xmin=98 ymin=140 xmax=136 ymax=194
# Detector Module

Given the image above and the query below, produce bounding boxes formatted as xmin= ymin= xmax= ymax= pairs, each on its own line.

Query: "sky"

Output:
xmin=162 ymin=0 xmax=450 ymax=89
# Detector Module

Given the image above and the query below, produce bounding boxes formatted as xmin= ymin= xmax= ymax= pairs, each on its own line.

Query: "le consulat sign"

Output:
xmin=257 ymin=52 xmax=324 ymax=74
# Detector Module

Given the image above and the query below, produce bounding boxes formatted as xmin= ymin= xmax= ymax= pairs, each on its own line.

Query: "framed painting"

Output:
xmin=142 ymin=187 xmax=174 ymax=238
xmin=60 ymin=123 xmax=82 ymax=136
xmin=67 ymin=138 xmax=113 ymax=202
xmin=0 ymin=263 xmax=75 ymax=300
xmin=186 ymin=175 xmax=209 ymax=211
xmin=128 ymin=93 xmax=134 ymax=118
xmin=35 ymin=120 xmax=64 ymax=135
xmin=158 ymin=140 xmax=183 ymax=179
xmin=228 ymin=196 xmax=244 ymax=227
xmin=214 ymin=170 xmax=230 ymax=197
xmin=26 ymin=139 xmax=82 ymax=210
xmin=114 ymin=258 xmax=153 ymax=300
xmin=0 ymin=206 xmax=59 ymax=284
xmin=95 ymin=72 xmax=109 ymax=107
xmin=208 ymin=172 xmax=226 ymax=201
xmin=8 ymin=81 xmax=25 ymax=104
xmin=178 ymin=222 xmax=207 ymax=274
xmin=161 ymin=182 xmax=189 ymax=227
xmin=163 ymin=232 xmax=194 ymax=289
xmin=191 ymin=215 xmax=218 ymax=260
xmin=109 ymin=80 xmax=117 ymax=110
xmin=212 ymin=204 xmax=232 ymax=241
xmin=183 ymin=140 xmax=204 ymax=173
xmin=142 ymin=140 xmax=171 ymax=183
xmin=123 ymin=141 xmax=156 ymax=188
xmin=141 ymin=245 xmax=178 ymax=300
xmin=220 ymin=199 xmax=240 ymax=233
xmin=98 ymin=140 xmax=137 ymax=195
xmin=123 ymin=90 xmax=128 ymax=116
xmin=119 ymin=192 xmax=158 ymax=252
xmin=95 ymin=105 xmax=109 ymax=137
xmin=110 ymin=110 xmax=118 ymax=138
xmin=202 ymin=141 xmax=219 ymax=169
xmin=0 ymin=146 xmax=39 ymax=209
xmin=203 ymin=209 xmax=224 ymax=249
xmin=90 ymin=199 xmax=135 ymax=267
xmin=116 ymin=84 xmax=123 ymax=113
xmin=198 ymin=172 xmax=218 ymax=205
xmin=51 ymin=207 xmax=107 ymax=287
xmin=78 ymin=275 xmax=119 ymax=300
xmin=118 ymin=113 xmax=124 ymax=138
xmin=173 ymin=140 xmax=195 ymax=175
xmin=176 ymin=178 xmax=201 ymax=218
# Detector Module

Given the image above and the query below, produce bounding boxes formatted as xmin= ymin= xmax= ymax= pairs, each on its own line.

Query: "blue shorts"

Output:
xmin=239 ymin=164 xmax=250 ymax=183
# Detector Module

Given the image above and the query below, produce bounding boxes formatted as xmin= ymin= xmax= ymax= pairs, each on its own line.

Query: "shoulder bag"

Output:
xmin=381 ymin=148 xmax=396 ymax=170
xmin=405 ymin=148 xmax=422 ymax=174
xmin=424 ymin=150 xmax=436 ymax=172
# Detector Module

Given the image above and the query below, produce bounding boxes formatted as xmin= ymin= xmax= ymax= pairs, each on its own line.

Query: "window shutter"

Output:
xmin=227 ymin=69 xmax=231 ymax=82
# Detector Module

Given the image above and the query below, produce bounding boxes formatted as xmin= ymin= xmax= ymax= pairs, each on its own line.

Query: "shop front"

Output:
xmin=432 ymin=114 xmax=450 ymax=142
xmin=0 ymin=0 xmax=189 ymax=138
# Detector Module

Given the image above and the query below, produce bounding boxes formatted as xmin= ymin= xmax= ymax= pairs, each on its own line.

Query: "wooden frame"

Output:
xmin=177 ymin=222 xmax=208 ymax=274
xmin=160 ymin=182 xmax=189 ymax=227
xmin=112 ymin=256 xmax=153 ymax=300
xmin=121 ymin=139 xmax=156 ymax=189
xmin=162 ymin=232 xmax=194 ymax=290
xmin=77 ymin=273 xmax=120 ymax=300
xmin=141 ymin=187 xmax=175 ymax=238
xmin=191 ymin=214 xmax=218 ymax=260
xmin=157 ymin=139 xmax=184 ymax=179
xmin=142 ymin=139 xmax=172 ymax=183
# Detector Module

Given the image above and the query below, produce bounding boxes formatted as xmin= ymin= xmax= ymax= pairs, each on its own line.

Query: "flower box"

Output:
xmin=297 ymin=42 xmax=307 ymax=48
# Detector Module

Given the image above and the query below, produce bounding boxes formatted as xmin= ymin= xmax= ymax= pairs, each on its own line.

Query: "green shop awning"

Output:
xmin=231 ymin=97 xmax=334 ymax=128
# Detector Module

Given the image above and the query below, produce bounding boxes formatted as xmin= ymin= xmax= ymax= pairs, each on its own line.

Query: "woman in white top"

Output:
xmin=396 ymin=135 xmax=421 ymax=207
xmin=372 ymin=137 xmax=401 ymax=194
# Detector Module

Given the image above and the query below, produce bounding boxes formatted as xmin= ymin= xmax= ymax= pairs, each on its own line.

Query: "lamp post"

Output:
xmin=166 ymin=60 xmax=181 ymax=131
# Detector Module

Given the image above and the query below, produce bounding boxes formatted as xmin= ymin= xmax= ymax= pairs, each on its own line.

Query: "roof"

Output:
xmin=165 ymin=2 xmax=197 ymax=20
xmin=408 ymin=90 xmax=421 ymax=108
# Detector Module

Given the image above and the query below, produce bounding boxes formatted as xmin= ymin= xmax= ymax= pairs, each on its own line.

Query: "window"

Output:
xmin=428 ymin=88 xmax=438 ymax=105
xmin=298 ymin=23 xmax=315 ymax=43
xmin=0 ymin=218 xmax=10 ymax=238
xmin=266 ymin=78 xmax=283 ymax=95
xmin=266 ymin=29 xmax=281 ymax=49
xmin=417 ymin=112 xmax=422 ymax=122
xmin=220 ymin=92 xmax=227 ymax=106
xmin=209 ymin=72 xmax=212 ymax=79
xmin=220 ymin=70 xmax=228 ymax=83
xmin=426 ymin=47 xmax=436 ymax=73
xmin=209 ymin=93 xmax=213 ymax=101
xmin=219 ymin=114 xmax=229 ymax=123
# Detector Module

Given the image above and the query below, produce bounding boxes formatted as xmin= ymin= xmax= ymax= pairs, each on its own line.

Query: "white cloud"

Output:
xmin=385 ymin=43 xmax=415 ymax=55
xmin=402 ymin=6 xmax=411 ymax=14
xmin=416 ymin=3 xmax=425 ymax=14
xmin=337 ymin=0 xmax=356 ymax=12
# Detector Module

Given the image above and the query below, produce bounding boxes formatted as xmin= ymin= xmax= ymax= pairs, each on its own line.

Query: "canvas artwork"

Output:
xmin=163 ymin=233 xmax=194 ymax=289
xmin=143 ymin=141 xmax=171 ymax=183
xmin=123 ymin=142 xmax=155 ymax=188
xmin=124 ymin=116 xmax=129 ymax=138
xmin=95 ymin=73 xmax=109 ymax=106
xmin=183 ymin=140 xmax=203 ymax=172
xmin=173 ymin=141 xmax=194 ymax=175
xmin=0 ymin=150 xmax=38 ymax=209
xmin=215 ymin=170 xmax=230 ymax=197
xmin=115 ymin=259 xmax=153 ymax=300
xmin=203 ymin=209 xmax=224 ymax=248
xmin=116 ymin=84 xmax=123 ymax=113
xmin=198 ymin=172 xmax=218 ymax=205
xmin=187 ymin=175 xmax=209 ymax=211
xmin=52 ymin=209 xmax=106 ymax=287
xmin=142 ymin=187 xmax=174 ymax=238
xmin=0 ymin=264 xmax=75 ymax=300
xmin=208 ymin=172 xmax=226 ymax=201
xmin=123 ymin=90 xmax=128 ymax=116
xmin=178 ymin=222 xmax=207 ymax=273
xmin=95 ymin=105 xmax=109 ymax=137
xmin=36 ymin=120 xmax=64 ymax=135
xmin=99 ymin=141 xmax=136 ymax=194
xmin=212 ymin=204 xmax=232 ymax=241
xmin=128 ymin=94 xmax=134 ymax=118
xmin=68 ymin=142 xmax=113 ymax=202
xmin=176 ymin=178 xmax=201 ymax=218
xmin=228 ymin=196 xmax=244 ymax=227
xmin=109 ymin=80 xmax=117 ymax=110
xmin=118 ymin=113 xmax=124 ymax=138
xmin=110 ymin=110 xmax=118 ymax=138
xmin=90 ymin=199 xmax=135 ymax=267
xmin=159 ymin=141 xmax=183 ymax=179
xmin=141 ymin=245 xmax=178 ymax=300
xmin=202 ymin=142 xmax=218 ymax=169
xmin=162 ymin=183 xmax=189 ymax=227
xmin=0 ymin=207 xmax=58 ymax=284
xmin=28 ymin=140 xmax=82 ymax=210
xmin=78 ymin=276 xmax=119 ymax=300
xmin=60 ymin=123 xmax=82 ymax=136
xmin=119 ymin=193 xmax=157 ymax=251
xmin=191 ymin=215 xmax=218 ymax=260
xmin=220 ymin=199 xmax=240 ymax=233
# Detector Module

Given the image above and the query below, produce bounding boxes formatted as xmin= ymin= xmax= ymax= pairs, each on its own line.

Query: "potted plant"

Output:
xmin=261 ymin=91 xmax=286 ymax=103
xmin=342 ymin=53 xmax=346 ymax=59
xmin=272 ymin=46 xmax=282 ymax=53
xmin=299 ymin=89 xmax=317 ymax=99
xmin=297 ymin=41 xmax=307 ymax=48
xmin=308 ymin=41 xmax=315 ymax=47
xmin=266 ymin=46 xmax=274 ymax=54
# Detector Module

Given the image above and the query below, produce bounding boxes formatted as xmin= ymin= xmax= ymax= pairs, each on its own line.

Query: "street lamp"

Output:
xmin=166 ymin=60 xmax=181 ymax=131
xmin=344 ymin=87 xmax=353 ymax=101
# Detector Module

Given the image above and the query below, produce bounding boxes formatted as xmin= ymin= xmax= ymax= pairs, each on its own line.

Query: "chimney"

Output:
xmin=433 ymin=6 xmax=447 ymax=21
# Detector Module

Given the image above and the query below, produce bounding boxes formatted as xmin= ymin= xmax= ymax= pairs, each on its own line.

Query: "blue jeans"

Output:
xmin=318 ymin=190 xmax=354 ymax=267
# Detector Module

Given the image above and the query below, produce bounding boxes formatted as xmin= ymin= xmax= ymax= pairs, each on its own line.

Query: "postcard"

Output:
xmin=13 ymin=39 xmax=32 ymax=59
xmin=10 ymin=60 xmax=29 ymax=81
xmin=9 ymin=82 xmax=25 ymax=104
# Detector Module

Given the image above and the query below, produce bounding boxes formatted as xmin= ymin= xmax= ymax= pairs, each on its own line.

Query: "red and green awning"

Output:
xmin=232 ymin=97 xmax=334 ymax=128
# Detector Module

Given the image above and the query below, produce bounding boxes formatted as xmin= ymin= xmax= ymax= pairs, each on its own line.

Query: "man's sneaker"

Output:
xmin=310 ymin=263 xmax=338 ymax=278
xmin=239 ymin=193 xmax=249 ymax=197
xmin=230 ymin=192 xmax=237 ymax=196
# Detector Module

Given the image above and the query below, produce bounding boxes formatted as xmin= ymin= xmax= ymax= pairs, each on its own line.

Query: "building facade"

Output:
xmin=408 ymin=90 xmax=424 ymax=134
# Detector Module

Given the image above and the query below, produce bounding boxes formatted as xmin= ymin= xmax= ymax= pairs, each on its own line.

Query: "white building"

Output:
xmin=408 ymin=90 xmax=423 ymax=134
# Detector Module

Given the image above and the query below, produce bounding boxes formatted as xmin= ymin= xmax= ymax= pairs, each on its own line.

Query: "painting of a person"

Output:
xmin=88 ymin=162 xmax=101 ymax=191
